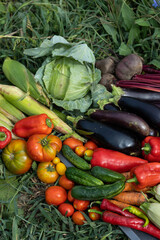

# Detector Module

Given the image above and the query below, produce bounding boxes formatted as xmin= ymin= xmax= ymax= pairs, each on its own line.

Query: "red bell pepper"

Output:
xmin=12 ymin=114 xmax=54 ymax=138
xmin=91 ymin=148 xmax=148 ymax=173
xmin=0 ymin=126 xmax=12 ymax=149
xmin=128 ymin=162 xmax=160 ymax=189
xmin=142 ymin=136 xmax=160 ymax=162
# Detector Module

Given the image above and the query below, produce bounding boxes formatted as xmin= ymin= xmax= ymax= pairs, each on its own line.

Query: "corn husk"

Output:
xmin=153 ymin=184 xmax=160 ymax=202
xmin=0 ymin=119 xmax=18 ymax=139
xmin=0 ymin=84 xmax=86 ymax=142
xmin=2 ymin=57 xmax=50 ymax=106
xmin=0 ymin=112 xmax=14 ymax=127
xmin=0 ymin=94 xmax=25 ymax=123
xmin=140 ymin=202 xmax=160 ymax=229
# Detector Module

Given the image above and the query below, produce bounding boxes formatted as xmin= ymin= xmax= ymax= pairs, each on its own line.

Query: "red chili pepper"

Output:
xmin=142 ymin=136 xmax=160 ymax=162
xmin=102 ymin=211 xmax=160 ymax=239
xmin=91 ymin=148 xmax=148 ymax=173
xmin=12 ymin=114 xmax=54 ymax=138
xmin=0 ymin=126 xmax=12 ymax=149
xmin=128 ymin=162 xmax=160 ymax=189
xmin=100 ymin=199 xmax=135 ymax=218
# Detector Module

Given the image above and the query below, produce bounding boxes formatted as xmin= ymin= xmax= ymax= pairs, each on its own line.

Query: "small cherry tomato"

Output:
xmin=72 ymin=211 xmax=86 ymax=225
xmin=52 ymin=157 xmax=61 ymax=165
xmin=84 ymin=149 xmax=94 ymax=161
xmin=59 ymin=174 xmax=75 ymax=190
xmin=75 ymin=145 xmax=87 ymax=157
xmin=56 ymin=162 xmax=67 ymax=175
xmin=68 ymin=189 xmax=75 ymax=202
xmin=58 ymin=203 xmax=74 ymax=217
xmin=37 ymin=162 xmax=59 ymax=184
xmin=73 ymin=199 xmax=90 ymax=211
xmin=45 ymin=186 xmax=67 ymax=206
xmin=84 ymin=141 xmax=98 ymax=150
xmin=63 ymin=137 xmax=83 ymax=151
xmin=88 ymin=206 xmax=101 ymax=221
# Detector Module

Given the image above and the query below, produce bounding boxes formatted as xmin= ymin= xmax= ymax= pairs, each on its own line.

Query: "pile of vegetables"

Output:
xmin=1 ymin=34 xmax=160 ymax=240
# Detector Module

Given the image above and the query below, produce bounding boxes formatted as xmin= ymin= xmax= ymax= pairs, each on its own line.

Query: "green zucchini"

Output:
xmin=62 ymin=145 xmax=91 ymax=170
xmin=65 ymin=167 xmax=104 ymax=186
xmin=91 ymin=166 xmax=125 ymax=183
xmin=71 ymin=180 xmax=125 ymax=200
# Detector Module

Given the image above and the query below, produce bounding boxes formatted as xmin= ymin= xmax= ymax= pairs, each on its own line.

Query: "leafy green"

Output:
xmin=24 ymin=35 xmax=102 ymax=112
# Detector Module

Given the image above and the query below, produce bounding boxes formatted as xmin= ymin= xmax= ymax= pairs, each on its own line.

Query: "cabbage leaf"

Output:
xmin=24 ymin=36 xmax=112 ymax=112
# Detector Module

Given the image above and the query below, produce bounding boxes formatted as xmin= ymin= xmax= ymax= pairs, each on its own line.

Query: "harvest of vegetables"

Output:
xmin=1 ymin=1 xmax=160 ymax=240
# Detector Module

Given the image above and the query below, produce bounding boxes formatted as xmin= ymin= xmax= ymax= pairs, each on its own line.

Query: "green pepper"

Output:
xmin=123 ymin=206 xmax=149 ymax=227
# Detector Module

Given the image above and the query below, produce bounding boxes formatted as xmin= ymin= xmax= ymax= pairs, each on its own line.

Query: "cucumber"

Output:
xmin=71 ymin=180 xmax=125 ymax=200
xmin=62 ymin=145 xmax=91 ymax=170
xmin=65 ymin=167 xmax=104 ymax=186
xmin=91 ymin=166 xmax=125 ymax=183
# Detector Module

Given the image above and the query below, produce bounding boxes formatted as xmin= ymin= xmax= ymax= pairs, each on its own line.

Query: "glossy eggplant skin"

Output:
xmin=149 ymin=128 xmax=159 ymax=137
xmin=104 ymin=103 xmax=120 ymax=111
xmin=122 ymin=88 xmax=160 ymax=102
xmin=76 ymin=118 xmax=141 ymax=156
xmin=117 ymin=96 xmax=160 ymax=130
xmin=90 ymin=109 xmax=150 ymax=137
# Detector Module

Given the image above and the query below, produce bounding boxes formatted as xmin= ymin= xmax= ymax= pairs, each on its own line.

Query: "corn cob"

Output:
xmin=2 ymin=57 xmax=66 ymax=121
xmin=0 ymin=84 xmax=86 ymax=142
xmin=0 ymin=119 xmax=18 ymax=139
xmin=0 ymin=94 xmax=25 ymax=123
xmin=0 ymin=112 xmax=14 ymax=127
xmin=2 ymin=57 xmax=50 ymax=106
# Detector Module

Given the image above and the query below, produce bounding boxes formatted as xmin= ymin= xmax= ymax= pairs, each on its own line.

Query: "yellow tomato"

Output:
xmin=37 ymin=162 xmax=59 ymax=184
xmin=52 ymin=157 xmax=61 ymax=165
xmin=84 ymin=149 xmax=93 ymax=161
xmin=56 ymin=162 xmax=67 ymax=175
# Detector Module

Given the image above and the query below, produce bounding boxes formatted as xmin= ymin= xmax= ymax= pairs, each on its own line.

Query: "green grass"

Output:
xmin=0 ymin=0 xmax=160 ymax=75
xmin=0 ymin=0 xmax=160 ymax=239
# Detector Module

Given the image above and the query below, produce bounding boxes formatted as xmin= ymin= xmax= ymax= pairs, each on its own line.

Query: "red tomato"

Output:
xmin=2 ymin=139 xmax=33 ymax=175
xmin=59 ymin=175 xmax=75 ymax=190
xmin=68 ymin=189 xmax=75 ymax=202
xmin=48 ymin=135 xmax=62 ymax=153
xmin=84 ymin=141 xmax=98 ymax=150
xmin=73 ymin=199 xmax=90 ymax=211
xmin=75 ymin=145 xmax=87 ymax=157
xmin=58 ymin=203 xmax=74 ymax=217
xmin=88 ymin=206 xmax=101 ymax=221
xmin=63 ymin=137 xmax=83 ymax=151
xmin=72 ymin=211 xmax=86 ymax=225
xmin=45 ymin=186 xmax=67 ymax=206
xmin=37 ymin=162 xmax=59 ymax=184
xmin=27 ymin=134 xmax=59 ymax=162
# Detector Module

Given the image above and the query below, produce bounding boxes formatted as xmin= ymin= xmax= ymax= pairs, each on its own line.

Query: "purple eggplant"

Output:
xmin=89 ymin=109 xmax=150 ymax=137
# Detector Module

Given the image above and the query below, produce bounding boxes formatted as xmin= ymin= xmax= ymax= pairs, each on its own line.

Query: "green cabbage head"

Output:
xmin=24 ymin=36 xmax=111 ymax=112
